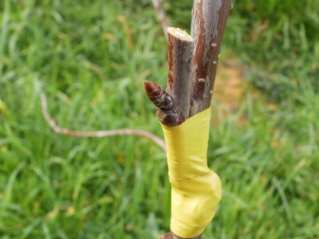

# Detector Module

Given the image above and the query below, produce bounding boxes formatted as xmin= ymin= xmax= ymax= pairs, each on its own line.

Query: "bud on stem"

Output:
xmin=144 ymin=81 xmax=174 ymax=110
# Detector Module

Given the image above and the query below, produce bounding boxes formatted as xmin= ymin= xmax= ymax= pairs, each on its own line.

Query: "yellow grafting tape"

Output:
xmin=161 ymin=107 xmax=222 ymax=238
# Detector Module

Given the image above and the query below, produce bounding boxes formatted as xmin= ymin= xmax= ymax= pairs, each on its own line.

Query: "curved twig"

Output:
xmin=40 ymin=93 xmax=166 ymax=152
xmin=151 ymin=0 xmax=169 ymax=40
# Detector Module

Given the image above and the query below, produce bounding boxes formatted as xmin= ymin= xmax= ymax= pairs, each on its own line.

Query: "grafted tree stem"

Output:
xmin=146 ymin=1 xmax=233 ymax=238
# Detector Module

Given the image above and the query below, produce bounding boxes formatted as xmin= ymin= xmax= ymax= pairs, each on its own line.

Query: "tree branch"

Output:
xmin=40 ymin=93 xmax=166 ymax=152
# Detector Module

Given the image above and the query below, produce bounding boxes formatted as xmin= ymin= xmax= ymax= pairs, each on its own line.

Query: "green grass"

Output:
xmin=0 ymin=0 xmax=318 ymax=238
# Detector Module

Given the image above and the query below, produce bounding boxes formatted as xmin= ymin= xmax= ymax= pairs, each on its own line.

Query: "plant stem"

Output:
xmin=190 ymin=0 xmax=232 ymax=116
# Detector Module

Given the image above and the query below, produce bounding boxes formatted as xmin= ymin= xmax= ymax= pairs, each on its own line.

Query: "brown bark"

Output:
xmin=156 ymin=27 xmax=194 ymax=126
xmin=158 ymin=232 xmax=202 ymax=239
xmin=190 ymin=0 xmax=232 ymax=116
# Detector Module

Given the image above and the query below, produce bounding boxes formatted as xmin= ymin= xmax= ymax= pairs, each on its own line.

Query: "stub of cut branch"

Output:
xmin=156 ymin=27 xmax=194 ymax=126
xmin=40 ymin=93 xmax=166 ymax=151
xmin=190 ymin=0 xmax=232 ymax=116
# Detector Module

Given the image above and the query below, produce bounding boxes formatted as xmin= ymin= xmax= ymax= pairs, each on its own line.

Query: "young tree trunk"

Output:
xmin=145 ymin=1 xmax=232 ymax=238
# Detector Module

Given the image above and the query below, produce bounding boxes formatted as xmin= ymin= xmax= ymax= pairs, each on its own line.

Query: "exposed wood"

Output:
xmin=156 ymin=27 xmax=194 ymax=126
xmin=151 ymin=0 xmax=170 ymax=40
xmin=144 ymin=80 xmax=173 ymax=110
xmin=190 ymin=0 xmax=232 ymax=116
xmin=40 ymin=93 xmax=166 ymax=151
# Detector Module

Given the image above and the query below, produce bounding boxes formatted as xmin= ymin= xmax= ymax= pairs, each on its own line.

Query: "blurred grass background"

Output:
xmin=0 ymin=0 xmax=318 ymax=238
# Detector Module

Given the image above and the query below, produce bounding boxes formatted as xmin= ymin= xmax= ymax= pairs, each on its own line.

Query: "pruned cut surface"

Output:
xmin=168 ymin=27 xmax=193 ymax=41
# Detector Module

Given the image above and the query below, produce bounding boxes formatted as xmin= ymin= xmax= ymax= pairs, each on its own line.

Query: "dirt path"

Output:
xmin=212 ymin=60 xmax=277 ymax=125
xmin=213 ymin=61 xmax=246 ymax=110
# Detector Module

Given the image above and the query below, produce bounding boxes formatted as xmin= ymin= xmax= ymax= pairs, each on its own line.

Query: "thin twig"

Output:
xmin=151 ymin=0 xmax=169 ymax=40
xmin=40 ymin=93 xmax=166 ymax=152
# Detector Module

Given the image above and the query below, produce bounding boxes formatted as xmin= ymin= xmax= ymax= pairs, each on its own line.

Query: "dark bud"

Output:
xmin=144 ymin=81 xmax=174 ymax=110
